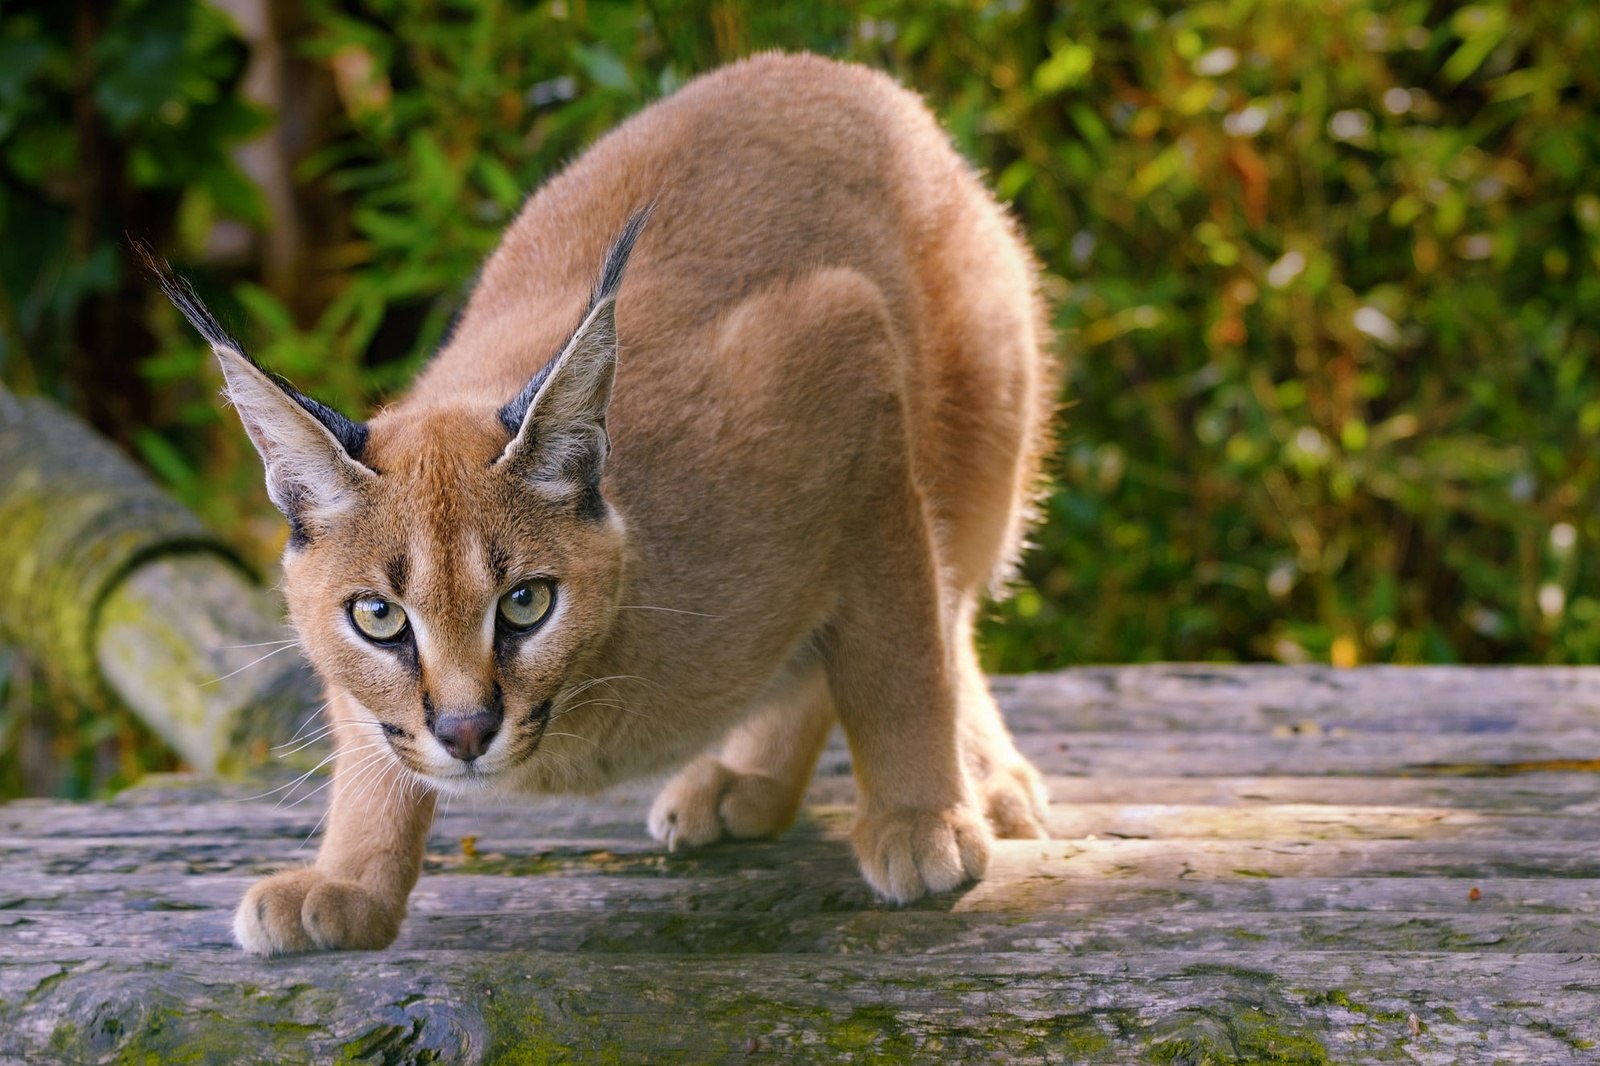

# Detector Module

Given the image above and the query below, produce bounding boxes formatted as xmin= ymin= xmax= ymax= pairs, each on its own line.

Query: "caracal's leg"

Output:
xmin=825 ymin=494 xmax=991 ymax=904
xmin=234 ymin=690 xmax=435 ymax=955
xmin=950 ymin=603 xmax=1050 ymax=839
xmin=649 ymin=655 xmax=834 ymax=849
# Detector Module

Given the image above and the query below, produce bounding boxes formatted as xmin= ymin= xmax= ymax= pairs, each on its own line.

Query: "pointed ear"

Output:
xmin=211 ymin=346 xmax=374 ymax=542
xmin=495 ymin=208 xmax=650 ymax=511
xmin=145 ymin=253 xmax=375 ymax=544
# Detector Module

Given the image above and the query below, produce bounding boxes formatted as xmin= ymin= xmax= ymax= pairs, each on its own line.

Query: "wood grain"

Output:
xmin=2 ymin=664 xmax=1598 ymax=1063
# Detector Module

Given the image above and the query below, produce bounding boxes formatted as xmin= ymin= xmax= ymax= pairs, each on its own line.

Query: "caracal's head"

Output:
xmin=159 ymin=214 xmax=648 ymax=794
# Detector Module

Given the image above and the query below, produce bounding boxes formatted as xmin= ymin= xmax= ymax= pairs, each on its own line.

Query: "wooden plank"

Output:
xmin=5 ymin=799 xmax=1595 ymax=852
xmin=7 ymin=872 xmax=1599 ymax=922
xmin=993 ymin=664 xmax=1600 ymax=732
xmin=1014 ymin=730 xmax=1600 ymax=777
xmin=3 ymin=664 xmax=1600 ymax=1063
xmin=8 ymin=772 xmax=1599 ymax=837
xmin=3 ymin=950 xmax=1597 ymax=1063
xmin=7 ymin=900 xmax=1598 ymax=956
xmin=3 ymin=832 xmax=1598 ymax=883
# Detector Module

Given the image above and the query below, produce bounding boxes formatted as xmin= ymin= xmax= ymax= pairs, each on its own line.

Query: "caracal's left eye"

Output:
xmin=350 ymin=595 xmax=409 ymax=643
xmin=497 ymin=580 xmax=554 ymax=632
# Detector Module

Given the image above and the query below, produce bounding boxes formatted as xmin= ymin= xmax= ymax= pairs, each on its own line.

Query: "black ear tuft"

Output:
xmin=133 ymin=239 xmax=244 ymax=354
xmin=591 ymin=205 xmax=652 ymax=310
xmin=495 ymin=206 xmax=653 ymax=439
xmin=136 ymin=239 xmax=371 ymax=464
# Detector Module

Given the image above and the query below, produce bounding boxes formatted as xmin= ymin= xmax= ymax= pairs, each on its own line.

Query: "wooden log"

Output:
xmin=0 ymin=388 xmax=318 ymax=772
xmin=3 ymin=948 xmax=1597 ymax=1063
xmin=3 ymin=664 xmax=1599 ymax=1062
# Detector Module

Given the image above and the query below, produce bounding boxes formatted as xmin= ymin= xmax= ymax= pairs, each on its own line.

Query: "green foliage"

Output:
xmin=0 ymin=0 xmax=262 ymax=398
xmin=936 ymin=0 xmax=1600 ymax=669
xmin=3 ymin=0 xmax=1600 ymax=795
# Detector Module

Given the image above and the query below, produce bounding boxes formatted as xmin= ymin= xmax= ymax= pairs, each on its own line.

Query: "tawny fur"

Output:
xmin=201 ymin=53 xmax=1055 ymax=956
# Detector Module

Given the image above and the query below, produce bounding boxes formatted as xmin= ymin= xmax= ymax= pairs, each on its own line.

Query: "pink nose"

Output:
xmin=432 ymin=709 xmax=500 ymax=761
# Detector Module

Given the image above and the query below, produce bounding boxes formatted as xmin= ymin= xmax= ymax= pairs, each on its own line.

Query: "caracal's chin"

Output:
xmin=408 ymin=743 xmax=595 ymax=797
xmin=417 ymin=761 xmax=515 ymax=797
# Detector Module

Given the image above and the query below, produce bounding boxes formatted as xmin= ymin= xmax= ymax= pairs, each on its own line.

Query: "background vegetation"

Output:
xmin=2 ymin=0 xmax=1597 ymax=796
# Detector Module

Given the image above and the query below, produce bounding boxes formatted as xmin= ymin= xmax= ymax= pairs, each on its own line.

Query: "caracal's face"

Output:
xmin=283 ymin=405 xmax=627 ymax=795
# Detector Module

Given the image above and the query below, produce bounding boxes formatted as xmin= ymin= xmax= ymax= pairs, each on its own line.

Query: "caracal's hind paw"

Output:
xmin=851 ymin=804 xmax=991 ymax=904
xmin=648 ymin=755 xmax=802 ymax=851
xmin=980 ymin=758 xmax=1051 ymax=840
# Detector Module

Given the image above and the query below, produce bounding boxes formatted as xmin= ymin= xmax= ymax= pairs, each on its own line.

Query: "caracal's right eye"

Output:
xmin=497 ymin=580 xmax=554 ymax=632
xmin=349 ymin=596 xmax=409 ymax=643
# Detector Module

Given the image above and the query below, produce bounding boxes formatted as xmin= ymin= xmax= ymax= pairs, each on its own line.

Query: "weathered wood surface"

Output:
xmin=2 ymin=664 xmax=1598 ymax=1063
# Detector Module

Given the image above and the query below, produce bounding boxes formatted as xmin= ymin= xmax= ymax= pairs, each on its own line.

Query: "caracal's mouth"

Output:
xmin=417 ymin=699 xmax=552 ymax=793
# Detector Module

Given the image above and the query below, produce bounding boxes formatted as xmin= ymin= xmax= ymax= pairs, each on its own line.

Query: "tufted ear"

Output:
xmin=150 ymin=261 xmax=375 ymax=545
xmin=495 ymin=208 xmax=650 ymax=515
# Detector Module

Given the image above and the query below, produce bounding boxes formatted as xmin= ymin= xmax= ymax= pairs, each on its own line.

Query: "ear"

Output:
xmin=146 ymin=255 xmax=375 ymax=544
xmin=495 ymin=208 xmax=650 ymax=510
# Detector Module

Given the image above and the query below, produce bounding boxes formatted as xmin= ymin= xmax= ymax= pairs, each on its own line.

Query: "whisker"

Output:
xmin=529 ymin=742 xmax=585 ymax=787
xmin=281 ymin=742 xmax=389 ymax=812
xmin=568 ymin=673 xmax=662 ymax=695
xmin=232 ymin=739 xmax=351 ymax=805
xmin=352 ymin=751 xmax=406 ymax=819
xmin=552 ymin=672 xmax=658 ymax=724
xmin=274 ymin=700 xmax=334 ymax=749
xmin=297 ymin=747 xmax=394 ymax=847
xmin=275 ymin=718 xmax=383 ymax=760
xmin=203 ymin=641 xmax=303 ymax=686
xmin=272 ymin=719 xmax=343 ymax=759
xmin=552 ymin=696 xmax=647 ymax=720
xmin=215 ymin=638 xmax=302 ymax=650
xmin=270 ymin=701 xmax=332 ymax=752
xmin=615 ymin=604 xmax=721 ymax=618
xmin=540 ymin=730 xmax=598 ymax=748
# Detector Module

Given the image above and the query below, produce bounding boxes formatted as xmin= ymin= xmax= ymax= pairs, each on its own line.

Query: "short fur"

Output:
xmin=177 ymin=54 xmax=1056 ymax=955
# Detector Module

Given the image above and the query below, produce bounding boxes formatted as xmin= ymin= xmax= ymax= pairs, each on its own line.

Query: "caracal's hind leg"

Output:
xmin=824 ymin=539 xmax=992 ymax=903
xmin=649 ymin=655 xmax=835 ymax=850
xmin=952 ymin=604 xmax=1050 ymax=838
xmin=822 ymin=488 xmax=992 ymax=902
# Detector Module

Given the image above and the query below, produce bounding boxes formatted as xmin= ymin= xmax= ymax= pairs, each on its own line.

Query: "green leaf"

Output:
xmin=1035 ymin=41 xmax=1094 ymax=96
xmin=93 ymin=0 xmax=192 ymax=132
xmin=474 ymin=156 xmax=524 ymax=211
xmin=570 ymin=43 xmax=634 ymax=95
xmin=1440 ymin=5 xmax=1509 ymax=87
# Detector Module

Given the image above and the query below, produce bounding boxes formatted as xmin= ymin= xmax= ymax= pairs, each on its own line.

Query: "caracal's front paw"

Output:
xmin=648 ymin=755 xmax=800 ymax=851
xmin=980 ymin=758 xmax=1051 ymax=840
xmin=234 ymin=867 xmax=403 ymax=956
xmin=852 ymin=805 xmax=991 ymax=904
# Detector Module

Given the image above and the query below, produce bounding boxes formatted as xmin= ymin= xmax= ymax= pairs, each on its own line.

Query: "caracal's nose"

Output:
xmin=432 ymin=708 xmax=501 ymax=761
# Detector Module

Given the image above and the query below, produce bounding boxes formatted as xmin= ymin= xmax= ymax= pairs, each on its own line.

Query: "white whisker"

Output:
xmin=569 ymin=673 xmax=662 ymax=695
xmin=275 ymin=718 xmax=382 ymax=760
xmin=540 ymin=730 xmax=597 ymax=748
xmin=233 ymin=739 xmax=351 ymax=805
xmin=274 ymin=700 xmax=334 ymax=750
xmin=615 ymin=604 xmax=721 ymax=618
xmin=203 ymin=641 xmax=303 ymax=686
xmin=215 ymin=638 xmax=301 ymax=650
xmin=272 ymin=717 xmax=346 ymax=759
xmin=298 ymin=747 xmax=395 ymax=848
xmin=282 ymin=742 xmax=389 ymax=812
xmin=552 ymin=696 xmax=646 ymax=720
